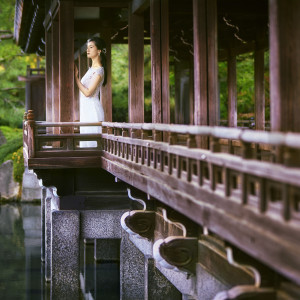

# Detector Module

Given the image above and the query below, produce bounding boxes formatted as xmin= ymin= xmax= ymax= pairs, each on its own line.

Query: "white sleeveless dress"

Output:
xmin=80 ymin=66 xmax=104 ymax=148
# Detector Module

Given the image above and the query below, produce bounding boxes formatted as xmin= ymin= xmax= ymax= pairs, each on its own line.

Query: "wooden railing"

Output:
xmin=23 ymin=116 xmax=300 ymax=284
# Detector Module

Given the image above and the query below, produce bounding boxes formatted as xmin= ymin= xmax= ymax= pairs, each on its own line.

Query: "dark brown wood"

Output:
xmin=128 ymin=3 xmax=144 ymax=123
xmin=59 ymin=1 xmax=74 ymax=126
xmin=269 ymin=0 xmax=300 ymax=132
xmin=100 ymin=152 xmax=300 ymax=284
xmin=161 ymin=0 xmax=170 ymax=125
xmin=150 ymin=0 xmax=162 ymax=123
xmin=207 ymin=0 xmax=218 ymax=126
xmin=101 ymin=29 xmax=112 ymax=122
xmin=193 ymin=0 xmax=207 ymax=127
xmin=52 ymin=17 xmax=60 ymax=132
xmin=227 ymin=49 xmax=237 ymax=127
xmin=45 ymin=29 xmax=52 ymax=123
xmin=254 ymin=47 xmax=265 ymax=130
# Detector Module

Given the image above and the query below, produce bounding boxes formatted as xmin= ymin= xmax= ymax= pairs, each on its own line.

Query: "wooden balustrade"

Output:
xmin=23 ymin=119 xmax=300 ymax=284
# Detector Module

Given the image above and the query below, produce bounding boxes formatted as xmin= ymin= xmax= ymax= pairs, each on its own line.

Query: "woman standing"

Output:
xmin=74 ymin=37 xmax=107 ymax=147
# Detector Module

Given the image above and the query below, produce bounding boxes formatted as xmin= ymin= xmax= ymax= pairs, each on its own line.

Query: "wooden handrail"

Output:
xmin=33 ymin=121 xmax=300 ymax=150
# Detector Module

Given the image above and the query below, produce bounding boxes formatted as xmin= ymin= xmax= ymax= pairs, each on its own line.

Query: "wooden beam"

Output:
xmin=254 ymin=46 xmax=265 ymax=130
xmin=128 ymin=3 xmax=144 ymax=123
xmin=227 ymin=49 xmax=237 ymax=127
xmin=150 ymin=0 xmax=162 ymax=123
xmin=269 ymin=0 xmax=300 ymax=132
xmin=59 ymin=0 xmax=74 ymax=125
xmin=132 ymin=0 xmax=150 ymax=14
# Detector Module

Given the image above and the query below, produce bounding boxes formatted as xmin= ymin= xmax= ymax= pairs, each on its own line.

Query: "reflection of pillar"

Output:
xmin=82 ymin=240 xmax=95 ymax=298
xmin=120 ymin=231 xmax=145 ymax=299
xmin=51 ymin=210 xmax=80 ymax=299
xmin=145 ymin=257 xmax=182 ymax=299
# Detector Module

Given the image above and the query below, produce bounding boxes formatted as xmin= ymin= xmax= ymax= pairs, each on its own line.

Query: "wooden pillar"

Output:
xmin=207 ymin=0 xmax=218 ymax=126
xmin=269 ymin=0 xmax=300 ymax=132
xmin=52 ymin=17 xmax=59 ymax=128
xmin=193 ymin=0 xmax=208 ymax=126
xmin=254 ymin=46 xmax=265 ymax=130
xmin=101 ymin=30 xmax=112 ymax=122
xmin=227 ymin=49 xmax=237 ymax=127
xmin=150 ymin=0 xmax=169 ymax=124
xmin=161 ymin=0 xmax=169 ymax=124
xmin=193 ymin=0 xmax=218 ymax=127
xmin=45 ymin=28 xmax=52 ymax=122
xmin=128 ymin=3 xmax=144 ymax=123
xmin=59 ymin=0 xmax=74 ymax=124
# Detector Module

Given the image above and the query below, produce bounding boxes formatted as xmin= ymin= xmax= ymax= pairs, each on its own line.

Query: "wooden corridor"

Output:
xmin=23 ymin=115 xmax=300 ymax=286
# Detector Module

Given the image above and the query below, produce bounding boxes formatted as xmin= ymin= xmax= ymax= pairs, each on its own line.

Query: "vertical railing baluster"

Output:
xmin=259 ymin=177 xmax=266 ymax=213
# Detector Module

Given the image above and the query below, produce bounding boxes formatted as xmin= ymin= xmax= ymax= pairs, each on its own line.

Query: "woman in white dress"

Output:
xmin=74 ymin=37 xmax=107 ymax=147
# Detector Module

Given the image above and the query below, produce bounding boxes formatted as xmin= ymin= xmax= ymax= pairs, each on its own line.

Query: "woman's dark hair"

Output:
xmin=87 ymin=37 xmax=107 ymax=86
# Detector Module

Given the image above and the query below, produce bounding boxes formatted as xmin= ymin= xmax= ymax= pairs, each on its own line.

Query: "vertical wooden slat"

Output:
xmin=207 ymin=0 xmax=218 ymax=126
xmin=254 ymin=47 xmax=265 ymax=130
xmin=45 ymin=29 xmax=52 ymax=123
xmin=59 ymin=0 xmax=74 ymax=125
xmin=128 ymin=4 xmax=144 ymax=123
xmin=227 ymin=49 xmax=237 ymax=127
xmin=101 ymin=30 xmax=112 ymax=122
xmin=269 ymin=0 xmax=300 ymax=132
xmin=150 ymin=0 xmax=162 ymax=123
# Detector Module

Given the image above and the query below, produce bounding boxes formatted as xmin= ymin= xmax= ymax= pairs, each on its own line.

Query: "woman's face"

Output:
xmin=86 ymin=41 xmax=100 ymax=59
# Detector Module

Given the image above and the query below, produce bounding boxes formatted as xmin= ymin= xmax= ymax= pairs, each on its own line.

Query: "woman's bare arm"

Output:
xmin=74 ymin=65 xmax=103 ymax=97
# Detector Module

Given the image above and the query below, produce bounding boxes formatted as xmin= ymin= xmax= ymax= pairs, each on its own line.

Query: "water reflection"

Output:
xmin=0 ymin=203 xmax=120 ymax=299
xmin=0 ymin=203 xmax=43 ymax=299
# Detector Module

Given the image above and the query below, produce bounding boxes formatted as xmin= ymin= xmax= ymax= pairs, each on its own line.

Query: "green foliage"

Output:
xmin=11 ymin=146 xmax=24 ymax=184
xmin=0 ymin=126 xmax=23 ymax=164
xmin=111 ymin=44 xmax=153 ymax=122
xmin=0 ymin=0 xmax=45 ymax=127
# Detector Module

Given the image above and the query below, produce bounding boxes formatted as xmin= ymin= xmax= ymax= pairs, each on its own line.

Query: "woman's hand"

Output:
xmin=74 ymin=64 xmax=79 ymax=78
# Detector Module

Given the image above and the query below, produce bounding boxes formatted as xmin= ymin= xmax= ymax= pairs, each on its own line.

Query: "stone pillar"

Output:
xmin=51 ymin=210 xmax=80 ymax=299
xmin=120 ymin=231 xmax=145 ymax=300
xmin=41 ymin=186 xmax=46 ymax=262
xmin=145 ymin=257 xmax=182 ymax=300
xmin=45 ymin=196 xmax=52 ymax=282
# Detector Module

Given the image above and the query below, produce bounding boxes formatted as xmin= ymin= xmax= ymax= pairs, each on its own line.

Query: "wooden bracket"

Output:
xmin=121 ymin=211 xmax=155 ymax=239
xmin=153 ymin=236 xmax=198 ymax=275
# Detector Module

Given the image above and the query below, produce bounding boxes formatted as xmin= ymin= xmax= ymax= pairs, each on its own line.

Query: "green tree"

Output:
xmin=0 ymin=0 xmax=44 ymax=128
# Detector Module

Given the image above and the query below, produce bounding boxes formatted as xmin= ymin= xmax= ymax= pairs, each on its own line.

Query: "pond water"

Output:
xmin=0 ymin=203 xmax=119 ymax=299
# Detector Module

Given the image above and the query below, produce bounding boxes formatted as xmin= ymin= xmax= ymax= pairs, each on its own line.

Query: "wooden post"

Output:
xmin=150 ymin=0 xmax=162 ymax=123
xmin=128 ymin=3 xmax=144 ymax=123
xmin=269 ymin=0 xmax=300 ymax=132
xmin=45 ymin=29 xmax=52 ymax=123
xmin=227 ymin=49 xmax=237 ymax=127
xmin=59 ymin=0 xmax=74 ymax=127
xmin=52 ymin=17 xmax=60 ymax=133
xmin=193 ymin=0 xmax=208 ymax=127
xmin=101 ymin=29 xmax=112 ymax=122
xmin=161 ymin=0 xmax=169 ymax=125
xmin=150 ymin=0 xmax=169 ymax=124
xmin=207 ymin=0 xmax=218 ymax=126
xmin=254 ymin=45 xmax=265 ymax=130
